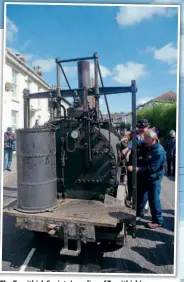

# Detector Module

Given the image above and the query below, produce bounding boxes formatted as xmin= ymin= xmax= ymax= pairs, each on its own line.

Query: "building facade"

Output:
xmin=3 ymin=49 xmax=70 ymax=132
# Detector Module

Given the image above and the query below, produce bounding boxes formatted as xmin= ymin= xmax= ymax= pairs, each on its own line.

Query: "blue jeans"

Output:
xmin=4 ymin=148 xmax=13 ymax=170
xmin=137 ymin=174 xmax=163 ymax=224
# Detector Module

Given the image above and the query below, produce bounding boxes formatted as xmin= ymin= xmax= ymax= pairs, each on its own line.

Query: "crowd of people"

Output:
xmin=120 ymin=118 xmax=176 ymax=229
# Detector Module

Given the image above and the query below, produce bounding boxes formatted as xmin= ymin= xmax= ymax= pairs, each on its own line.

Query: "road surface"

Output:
xmin=2 ymin=158 xmax=175 ymax=274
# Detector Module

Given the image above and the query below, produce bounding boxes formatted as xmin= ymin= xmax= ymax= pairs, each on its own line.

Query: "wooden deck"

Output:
xmin=4 ymin=198 xmax=135 ymax=228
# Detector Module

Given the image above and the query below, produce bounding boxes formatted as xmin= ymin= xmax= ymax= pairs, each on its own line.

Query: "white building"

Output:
xmin=3 ymin=48 xmax=70 ymax=132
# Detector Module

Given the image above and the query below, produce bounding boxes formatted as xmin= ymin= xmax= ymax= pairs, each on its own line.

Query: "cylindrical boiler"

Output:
xmin=16 ymin=127 xmax=57 ymax=213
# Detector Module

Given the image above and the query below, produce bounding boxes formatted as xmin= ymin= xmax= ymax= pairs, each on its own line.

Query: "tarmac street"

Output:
xmin=2 ymin=157 xmax=176 ymax=274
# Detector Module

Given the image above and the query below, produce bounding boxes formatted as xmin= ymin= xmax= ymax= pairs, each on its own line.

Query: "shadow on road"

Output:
xmin=135 ymin=227 xmax=174 ymax=244
xmin=163 ymin=216 xmax=175 ymax=232
xmin=2 ymin=215 xmax=35 ymax=270
xmin=163 ymin=209 xmax=175 ymax=216
xmin=24 ymin=235 xmax=156 ymax=273
xmin=131 ymin=243 xmax=174 ymax=267
xmin=100 ymin=257 xmax=156 ymax=274
xmin=165 ymin=176 xmax=175 ymax=182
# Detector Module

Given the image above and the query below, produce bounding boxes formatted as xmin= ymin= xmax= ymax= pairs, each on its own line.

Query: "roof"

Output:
xmin=6 ymin=48 xmax=51 ymax=89
xmin=137 ymin=90 xmax=176 ymax=109
xmin=153 ymin=91 xmax=176 ymax=102
xmin=6 ymin=48 xmax=71 ymax=106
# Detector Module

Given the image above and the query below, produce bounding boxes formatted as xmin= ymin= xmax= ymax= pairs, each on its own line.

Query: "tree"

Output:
xmin=137 ymin=103 xmax=176 ymax=140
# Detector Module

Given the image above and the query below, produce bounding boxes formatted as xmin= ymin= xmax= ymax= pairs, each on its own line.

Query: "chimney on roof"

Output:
xmin=20 ymin=56 xmax=27 ymax=63
xmin=15 ymin=53 xmax=27 ymax=63
xmin=33 ymin=66 xmax=43 ymax=78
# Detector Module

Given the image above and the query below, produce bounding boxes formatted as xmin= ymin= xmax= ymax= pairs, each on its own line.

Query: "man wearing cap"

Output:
xmin=128 ymin=129 xmax=166 ymax=229
xmin=4 ymin=127 xmax=16 ymax=171
xmin=121 ymin=118 xmax=151 ymax=209
xmin=121 ymin=118 xmax=149 ymax=145
xmin=164 ymin=130 xmax=176 ymax=176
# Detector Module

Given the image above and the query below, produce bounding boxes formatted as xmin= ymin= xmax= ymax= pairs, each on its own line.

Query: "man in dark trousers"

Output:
xmin=164 ymin=130 xmax=176 ymax=176
xmin=4 ymin=127 xmax=16 ymax=171
xmin=121 ymin=118 xmax=158 ymax=211
xmin=128 ymin=129 xmax=166 ymax=229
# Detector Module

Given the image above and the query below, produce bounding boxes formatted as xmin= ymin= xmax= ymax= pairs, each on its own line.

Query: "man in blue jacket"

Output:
xmin=128 ymin=129 xmax=166 ymax=229
xmin=4 ymin=127 xmax=16 ymax=171
xmin=122 ymin=119 xmax=158 ymax=211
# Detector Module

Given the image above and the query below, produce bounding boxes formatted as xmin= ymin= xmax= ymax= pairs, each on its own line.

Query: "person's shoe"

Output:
xmin=145 ymin=222 xmax=163 ymax=229
xmin=7 ymin=168 xmax=12 ymax=171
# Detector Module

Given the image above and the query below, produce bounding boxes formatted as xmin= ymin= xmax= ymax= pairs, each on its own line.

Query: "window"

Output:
xmin=11 ymin=110 xmax=18 ymax=132
xmin=12 ymin=69 xmax=18 ymax=98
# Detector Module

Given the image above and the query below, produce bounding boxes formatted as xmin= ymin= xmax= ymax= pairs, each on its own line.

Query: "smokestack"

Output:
xmin=77 ymin=61 xmax=91 ymax=106
xmin=77 ymin=61 xmax=90 ymax=88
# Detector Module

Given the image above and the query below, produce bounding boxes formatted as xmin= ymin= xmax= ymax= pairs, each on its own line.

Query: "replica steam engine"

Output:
xmin=5 ymin=53 xmax=137 ymax=255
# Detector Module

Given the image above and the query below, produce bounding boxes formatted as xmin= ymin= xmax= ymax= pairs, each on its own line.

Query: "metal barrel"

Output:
xmin=16 ymin=127 xmax=57 ymax=213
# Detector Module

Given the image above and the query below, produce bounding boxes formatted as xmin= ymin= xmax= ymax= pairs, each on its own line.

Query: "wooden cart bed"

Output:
xmin=4 ymin=198 xmax=135 ymax=228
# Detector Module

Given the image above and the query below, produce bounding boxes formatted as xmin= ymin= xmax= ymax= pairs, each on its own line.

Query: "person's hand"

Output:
xmin=127 ymin=166 xmax=140 ymax=172
xmin=127 ymin=166 xmax=133 ymax=172
xmin=122 ymin=148 xmax=129 ymax=156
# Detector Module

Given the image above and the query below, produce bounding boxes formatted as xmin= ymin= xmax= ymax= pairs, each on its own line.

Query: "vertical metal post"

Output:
xmin=131 ymin=80 xmax=137 ymax=210
xmin=27 ymin=94 xmax=30 ymax=128
xmin=23 ymin=89 xmax=29 ymax=128
xmin=49 ymin=93 xmax=54 ymax=120
xmin=56 ymin=58 xmax=61 ymax=118
xmin=94 ymin=52 xmax=100 ymax=120
xmin=83 ymin=87 xmax=88 ymax=112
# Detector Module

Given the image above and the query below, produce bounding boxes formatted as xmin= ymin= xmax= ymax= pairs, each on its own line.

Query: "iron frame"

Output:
xmin=22 ymin=52 xmax=137 ymax=218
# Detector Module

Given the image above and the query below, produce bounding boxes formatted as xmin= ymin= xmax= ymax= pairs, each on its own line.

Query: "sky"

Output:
xmin=6 ymin=4 xmax=179 ymax=115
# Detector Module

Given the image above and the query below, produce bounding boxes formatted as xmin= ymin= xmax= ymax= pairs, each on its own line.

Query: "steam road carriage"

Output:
xmin=4 ymin=53 xmax=138 ymax=256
